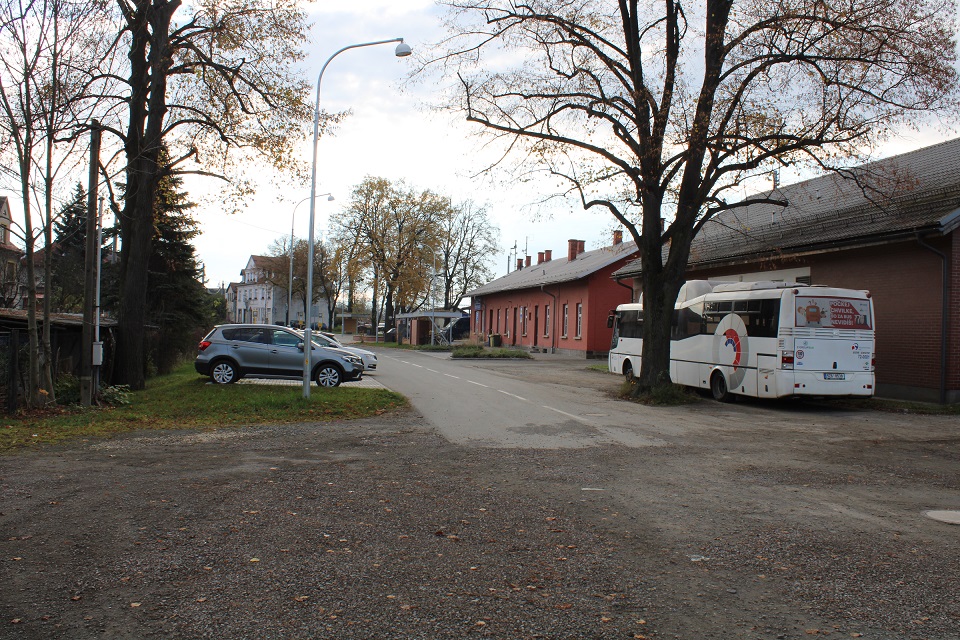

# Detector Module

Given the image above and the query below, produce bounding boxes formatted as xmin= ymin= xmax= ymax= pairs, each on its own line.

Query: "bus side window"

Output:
xmin=744 ymin=299 xmax=780 ymax=338
xmin=672 ymin=304 xmax=703 ymax=340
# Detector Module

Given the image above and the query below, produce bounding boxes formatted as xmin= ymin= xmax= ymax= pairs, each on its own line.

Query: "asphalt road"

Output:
xmin=375 ymin=350 xmax=679 ymax=448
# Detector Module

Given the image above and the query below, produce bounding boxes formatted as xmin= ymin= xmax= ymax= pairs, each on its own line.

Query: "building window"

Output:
xmin=520 ymin=306 xmax=527 ymax=335
xmin=562 ymin=304 xmax=569 ymax=337
xmin=544 ymin=305 xmax=550 ymax=337
xmin=575 ymin=303 xmax=582 ymax=338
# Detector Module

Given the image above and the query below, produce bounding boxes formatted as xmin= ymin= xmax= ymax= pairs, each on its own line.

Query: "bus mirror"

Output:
xmin=607 ymin=315 xmax=614 ymax=329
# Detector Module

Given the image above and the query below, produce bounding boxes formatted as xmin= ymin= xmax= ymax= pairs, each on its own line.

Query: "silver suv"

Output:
xmin=195 ymin=324 xmax=364 ymax=387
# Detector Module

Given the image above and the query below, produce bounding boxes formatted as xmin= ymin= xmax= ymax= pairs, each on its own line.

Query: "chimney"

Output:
xmin=568 ymin=239 xmax=578 ymax=261
xmin=577 ymin=240 xmax=585 ymax=256
xmin=613 ymin=230 xmax=623 ymax=245
xmin=516 ymin=258 xmax=523 ymax=271
xmin=525 ymin=255 xmax=532 ymax=267
xmin=537 ymin=251 xmax=544 ymax=265
xmin=544 ymin=249 xmax=552 ymax=262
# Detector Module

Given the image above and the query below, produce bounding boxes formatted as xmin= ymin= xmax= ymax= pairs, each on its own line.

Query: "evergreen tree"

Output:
xmin=49 ymin=184 xmax=89 ymax=313
xmin=101 ymin=153 xmax=215 ymax=376
xmin=146 ymin=164 xmax=213 ymax=374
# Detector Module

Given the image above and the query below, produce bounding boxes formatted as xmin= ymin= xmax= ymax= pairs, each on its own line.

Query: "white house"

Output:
xmin=226 ymin=255 xmax=329 ymax=327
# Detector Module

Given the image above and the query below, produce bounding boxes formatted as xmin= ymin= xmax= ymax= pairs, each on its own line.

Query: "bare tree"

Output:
xmin=427 ymin=0 xmax=958 ymax=391
xmin=435 ymin=199 xmax=498 ymax=310
xmin=0 ymin=0 xmax=112 ymax=405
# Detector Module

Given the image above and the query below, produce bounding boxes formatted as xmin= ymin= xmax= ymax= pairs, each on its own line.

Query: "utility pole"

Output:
xmin=81 ymin=121 xmax=101 ymax=406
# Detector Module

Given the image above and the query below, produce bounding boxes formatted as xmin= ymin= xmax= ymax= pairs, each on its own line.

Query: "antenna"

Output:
xmin=772 ymin=170 xmax=780 ymax=189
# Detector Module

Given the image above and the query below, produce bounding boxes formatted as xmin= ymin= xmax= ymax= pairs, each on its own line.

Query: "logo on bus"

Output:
xmin=712 ymin=314 xmax=749 ymax=388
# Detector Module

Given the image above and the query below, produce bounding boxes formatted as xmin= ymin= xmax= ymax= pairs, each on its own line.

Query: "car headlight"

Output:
xmin=344 ymin=355 xmax=362 ymax=365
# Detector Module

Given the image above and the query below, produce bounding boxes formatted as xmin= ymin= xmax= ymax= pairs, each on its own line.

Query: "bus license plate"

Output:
xmin=823 ymin=373 xmax=846 ymax=380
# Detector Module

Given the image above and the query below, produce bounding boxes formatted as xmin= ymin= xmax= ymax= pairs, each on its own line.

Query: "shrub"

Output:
xmin=452 ymin=345 xmax=532 ymax=359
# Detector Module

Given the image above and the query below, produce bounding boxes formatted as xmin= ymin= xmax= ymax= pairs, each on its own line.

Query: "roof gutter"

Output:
xmin=614 ymin=276 xmax=635 ymax=301
xmin=915 ymin=233 xmax=949 ymax=404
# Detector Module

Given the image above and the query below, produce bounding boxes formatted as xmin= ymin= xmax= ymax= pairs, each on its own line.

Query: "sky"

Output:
xmin=192 ymin=0 xmax=590 ymax=288
xmin=190 ymin=1 xmax=958 ymax=290
xmin=8 ymin=1 xmax=949 ymax=290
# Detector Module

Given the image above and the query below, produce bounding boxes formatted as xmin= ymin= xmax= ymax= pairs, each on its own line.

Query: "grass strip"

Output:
xmin=0 ymin=362 xmax=407 ymax=453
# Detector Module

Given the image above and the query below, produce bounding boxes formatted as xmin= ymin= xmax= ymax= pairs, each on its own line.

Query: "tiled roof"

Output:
xmin=250 ymin=255 xmax=286 ymax=271
xmin=615 ymin=137 xmax=960 ymax=277
xmin=468 ymin=241 xmax=638 ymax=296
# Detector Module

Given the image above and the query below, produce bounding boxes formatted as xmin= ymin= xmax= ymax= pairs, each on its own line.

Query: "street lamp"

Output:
xmin=288 ymin=193 xmax=333 ymax=326
xmin=303 ymin=37 xmax=412 ymax=398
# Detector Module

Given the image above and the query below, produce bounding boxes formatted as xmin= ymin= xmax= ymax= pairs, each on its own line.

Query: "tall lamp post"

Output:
xmin=303 ymin=37 xmax=412 ymax=398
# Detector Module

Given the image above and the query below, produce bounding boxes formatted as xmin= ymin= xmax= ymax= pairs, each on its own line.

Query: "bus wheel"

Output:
xmin=623 ymin=361 xmax=636 ymax=383
xmin=710 ymin=371 xmax=733 ymax=403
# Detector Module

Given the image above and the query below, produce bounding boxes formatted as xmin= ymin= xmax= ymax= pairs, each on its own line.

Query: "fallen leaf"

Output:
xmin=293 ymin=596 xmax=309 ymax=602
xmin=196 ymin=598 xmax=207 ymax=603
xmin=249 ymin=558 xmax=260 ymax=563
xmin=71 ymin=596 xmax=82 ymax=601
xmin=130 ymin=603 xmax=142 ymax=608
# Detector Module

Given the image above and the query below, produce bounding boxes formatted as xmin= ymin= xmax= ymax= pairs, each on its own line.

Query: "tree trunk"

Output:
xmin=115 ymin=0 xmax=179 ymax=389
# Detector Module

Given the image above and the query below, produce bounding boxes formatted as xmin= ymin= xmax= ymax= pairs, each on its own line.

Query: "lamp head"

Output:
xmin=395 ymin=41 xmax=412 ymax=57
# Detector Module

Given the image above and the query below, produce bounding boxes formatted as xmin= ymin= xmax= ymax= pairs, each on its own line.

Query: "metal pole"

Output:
xmin=80 ymin=121 xmax=101 ymax=407
xmin=288 ymin=213 xmax=294 ymax=326
xmin=93 ymin=196 xmax=104 ymax=393
xmin=304 ymin=37 xmax=407 ymax=398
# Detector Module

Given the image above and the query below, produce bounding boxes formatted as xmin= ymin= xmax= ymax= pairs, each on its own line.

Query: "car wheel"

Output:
xmin=710 ymin=371 xmax=732 ymax=402
xmin=211 ymin=360 xmax=239 ymax=384
xmin=623 ymin=360 xmax=636 ymax=383
xmin=314 ymin=364 xmax=343 ymax=388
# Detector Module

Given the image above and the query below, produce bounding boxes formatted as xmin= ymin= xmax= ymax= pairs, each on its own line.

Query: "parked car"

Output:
xmin=195 ymin=324 xmax=364 ymax=387
xmin=299 ymin=331 xmax=378 ymax=372
xmin=441 ymin=316 xmax=471 ymax=343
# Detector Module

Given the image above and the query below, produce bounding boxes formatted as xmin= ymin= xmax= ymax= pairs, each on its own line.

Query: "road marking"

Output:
xmin=444 ymin=374 xmax=460 ymax=379
xmin=543 ymin=405 xmax=591 ymax=423
xmin=409 ymin=363 xmax=423 ymax=368
xmin=426 ymin=368 xmax=439 ymax=373
xmin=468 ymin=380 xmax=488 ymax=388
xmin=498 ymin=390 xmax=527 ymax=401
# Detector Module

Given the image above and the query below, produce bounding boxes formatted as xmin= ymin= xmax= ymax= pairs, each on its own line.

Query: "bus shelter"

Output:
xmin=394 ymin=311 xmax=465 ymax=346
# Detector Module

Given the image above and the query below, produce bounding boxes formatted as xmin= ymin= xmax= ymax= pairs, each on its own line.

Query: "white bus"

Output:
xmin=608 ymin=280 xmax=875 ymax=401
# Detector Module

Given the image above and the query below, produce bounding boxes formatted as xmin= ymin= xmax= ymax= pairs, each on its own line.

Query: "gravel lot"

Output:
xmin=1 ymin=362 xmax=958 ymax=639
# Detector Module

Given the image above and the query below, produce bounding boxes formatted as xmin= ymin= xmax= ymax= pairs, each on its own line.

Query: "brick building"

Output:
xmin=614 ymin=138 xmax=960 ymax=403
xmin=468 ymin=234 xmax=639 ymax=357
